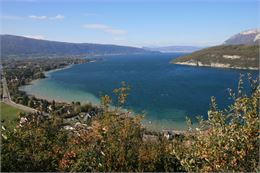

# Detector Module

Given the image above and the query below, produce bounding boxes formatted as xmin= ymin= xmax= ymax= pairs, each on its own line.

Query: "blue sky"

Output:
xmin=0 ymin=0 xmax=259 ymax=47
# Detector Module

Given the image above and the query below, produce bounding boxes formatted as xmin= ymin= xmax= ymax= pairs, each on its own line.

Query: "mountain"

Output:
xmin=143 ymin=46 xmax=202 ymax=53
xmin=171 ymin=29 xmax=260 ymax=70
xmin=223 ymin=29 xmax=260 ymax=45
xmin=0 ymin=35 xmax=151 ymax=59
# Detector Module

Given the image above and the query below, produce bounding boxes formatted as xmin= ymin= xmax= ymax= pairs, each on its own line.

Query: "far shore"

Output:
xmin=44 ymin=64 xmax=75 ymax=76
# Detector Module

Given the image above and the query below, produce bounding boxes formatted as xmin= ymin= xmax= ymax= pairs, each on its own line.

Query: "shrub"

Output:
xmin=173 ymin=74 xmax=259 ymax=172
xmin=1 ymin=113 xmax=69 ymax=172
xmin=1 ymin=82 xmax=183 ymax=172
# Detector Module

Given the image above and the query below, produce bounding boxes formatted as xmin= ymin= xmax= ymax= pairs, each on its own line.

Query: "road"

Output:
xmin=1 ymin=76 xmax=38 ymax=113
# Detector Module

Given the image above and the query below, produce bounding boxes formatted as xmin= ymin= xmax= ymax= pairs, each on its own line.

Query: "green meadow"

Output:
xmin=0 ymin=102 xmax=25 ymax=126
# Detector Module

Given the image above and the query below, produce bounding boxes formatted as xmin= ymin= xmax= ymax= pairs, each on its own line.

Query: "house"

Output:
xmin=89 ymin=111 xmax=96 ymax=117
xmin=64 ymin=125 xmax=75 ymax=131
xmin=79 ymin=112 xmax=92 ymax=121
xmin=163 ymin=129 xmax=185 ymax=140
xmin=19 ymin=117 xmax=28 ymax=127
xmin=48 ymin=105 xmax=53 ymax=111
xmin=163 ymin=130 xmax=174 ymax=140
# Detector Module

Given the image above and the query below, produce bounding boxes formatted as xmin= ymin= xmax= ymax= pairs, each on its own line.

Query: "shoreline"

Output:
xmin=18 ymin=59 xmax=194 ymax=132
xmin=19 ymin=63 xmax=90 ymax=104
xmin=173 ymin=62 xmax=259 ymax=70
xmin=19 ymin=61 xmax=106 ymax=108
xmin=20 ymin=72 xmax=179 ymax=132
xmin=44 ymin=64 xmax=75 ymax=77
xmin=20 ymin=64 xmax=186 ymax=132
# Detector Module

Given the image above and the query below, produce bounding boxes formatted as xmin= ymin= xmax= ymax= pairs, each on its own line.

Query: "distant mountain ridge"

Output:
xmin=0 ymin=35 xmax=152 ymax=58
xmin=143 ymin=46 xmax=202 ymax=53
xmin=223 ymin=29 xmax=260 ymax=45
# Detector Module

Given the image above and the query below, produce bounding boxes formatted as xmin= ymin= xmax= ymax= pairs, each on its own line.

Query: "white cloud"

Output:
xmin=50 ymin=14 xmax=65 ymax=20
xmin=28 ymin=14 xmax=64 ymax=20
xmin=29 ymin=15 xmax=47 ymax=20
xmin=23 ymin=35 xmax=46 ymax=40
xmin=83 ymin=23 xmax=127 ymax=35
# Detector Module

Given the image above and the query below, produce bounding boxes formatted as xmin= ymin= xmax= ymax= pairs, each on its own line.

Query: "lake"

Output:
xmin=20 ymin=53 xmax=258 ymax=131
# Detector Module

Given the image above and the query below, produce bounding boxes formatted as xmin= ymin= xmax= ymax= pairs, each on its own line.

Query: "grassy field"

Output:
xmin=1 ymin=102 xmax=25 ymax=126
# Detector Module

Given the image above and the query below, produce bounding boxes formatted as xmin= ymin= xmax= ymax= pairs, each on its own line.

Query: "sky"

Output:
xmin=0 ymin=0 xmax=259 ymax=47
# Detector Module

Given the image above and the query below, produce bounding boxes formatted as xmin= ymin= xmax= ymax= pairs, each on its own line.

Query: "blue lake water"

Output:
xmin=21 ymin=53 xmax=258 ymax=130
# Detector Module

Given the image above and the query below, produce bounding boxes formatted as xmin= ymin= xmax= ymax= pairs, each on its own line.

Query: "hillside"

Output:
xmin=0 ymin=35 xmax=151 ymax=58
xmin=223 ymin=29 xmax=260 ymax=45
xmin=171 ymin=45 xmax=259 ymax=70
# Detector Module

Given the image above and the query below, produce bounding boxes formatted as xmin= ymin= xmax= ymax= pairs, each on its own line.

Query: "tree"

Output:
xmin=28 ymin=99 xmax=34 ymax=108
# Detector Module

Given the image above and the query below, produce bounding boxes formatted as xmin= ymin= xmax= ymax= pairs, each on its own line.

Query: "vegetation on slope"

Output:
xmin=0 ymin=35 xmax=151 ymax=59
xmin=1 ymin=75 xmax=259 ymax=172
xmin=171 ymin=45 xmax=259 ymax=69
xmin=173 ymin=74 xmax=259 ymax=172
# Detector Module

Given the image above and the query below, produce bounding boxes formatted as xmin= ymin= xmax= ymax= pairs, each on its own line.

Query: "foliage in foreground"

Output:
xmin=1 ymin=82 xmax=183 ymax=172
xmin=1 ymin=76 xmax=259 ymax=172
xmin=173 ymin=74 xmax=260 ymax=172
